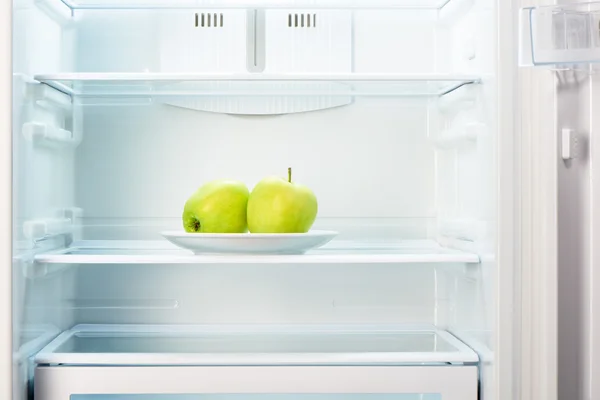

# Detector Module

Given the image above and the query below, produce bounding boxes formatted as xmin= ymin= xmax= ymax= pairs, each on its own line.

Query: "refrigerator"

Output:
xmin=5 ymin=0 xmax=594 ymax=398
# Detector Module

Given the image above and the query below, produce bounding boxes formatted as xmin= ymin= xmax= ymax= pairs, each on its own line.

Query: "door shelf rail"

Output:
xmin=34 ymin=73 xmax=481 ymax=99
xmin=520 ymin=2 xmax=600 ymax=68
xmin=32 ymin=239 xmax=481 ymax=265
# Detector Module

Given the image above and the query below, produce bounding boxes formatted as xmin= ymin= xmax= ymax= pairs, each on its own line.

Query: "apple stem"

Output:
xmin=288 ymin=167 xmax=292 ymax=183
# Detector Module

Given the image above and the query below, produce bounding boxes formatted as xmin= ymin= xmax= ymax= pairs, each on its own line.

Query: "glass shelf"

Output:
xmin=35 ymin=324 xmax=479 ymax=365
xmin=33 ymin=239 xmax=480 ymax=265
xmin=520 ymin=2 xmax=600 ymax=67
xmin=34 ymin=73 xmax=480 ymax=98
xmin=70 ymin=396 xmax=444 ymax=400
xmin=57 ymin=0 xmax=454 ymax=10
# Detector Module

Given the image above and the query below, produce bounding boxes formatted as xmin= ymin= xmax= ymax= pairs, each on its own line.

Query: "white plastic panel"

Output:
xmin=11 ymin=3 xmax=77 ymax=395
xmin=73 ymin=100 xmax=435 ymax=220
xmin=159 ymin=10 xmax=247 ymax=73
xmin=35 ymin=365 xmax=478 ymax=400
xmin=264 ymin=10 xmax=351 ymax=74
xmin=156 ymin=9 xmax=354 ymax=113
xmin=45 ymin=7 xmax=472 ymax=76
xmin=160 ymin=95 xmax=353 ymax=115
xmin=13 ymin=5 xmax=67 ymax=76
xmin=430 ymin=1 xmax=496 ymax=397
xmin=352 ymin=11 xmax=438 ymax=74
xmin=49 ymin=255 xmax=442 ymax=326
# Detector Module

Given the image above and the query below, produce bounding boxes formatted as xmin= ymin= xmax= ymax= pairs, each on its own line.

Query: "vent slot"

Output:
xmin=195 ymin=13 xmax=224 ymax=28
xmin=288 ymin=13 xmax=317 ymax=28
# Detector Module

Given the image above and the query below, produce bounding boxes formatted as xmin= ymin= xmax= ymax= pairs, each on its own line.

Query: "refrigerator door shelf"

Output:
xmin=34 ymin=324 xmax=479 ymax=366
xmin=34 ymin=73 xmax=481 ymax=98
xmin=31 ymin=239 xmax=481 ymax=264
xmin=520 ymin=2 xmax=600 ymax=68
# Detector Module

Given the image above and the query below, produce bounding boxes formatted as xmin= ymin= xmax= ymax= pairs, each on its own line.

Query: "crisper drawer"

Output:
xmin=35 ymin=367 xmax=478 ymax=400
xmin=33 ymin=325 xmax=478 ymax=400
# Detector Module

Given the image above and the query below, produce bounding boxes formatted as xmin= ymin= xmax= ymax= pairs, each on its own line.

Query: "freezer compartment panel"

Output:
xmin=35 ymin=324 xmax=479 ymax=365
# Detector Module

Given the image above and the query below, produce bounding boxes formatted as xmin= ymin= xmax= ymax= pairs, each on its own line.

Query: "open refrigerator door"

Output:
xmin=513 ymin=1 xmax=559 ymax=399
xmin=520 ymin=0 xmax=600 ymax=399
xmin=513 ymin=0 xmax=600 ymax=396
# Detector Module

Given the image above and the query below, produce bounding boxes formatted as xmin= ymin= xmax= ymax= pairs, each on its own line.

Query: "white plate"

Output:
xmin=161 ymin=231 xmax=338 ymax=255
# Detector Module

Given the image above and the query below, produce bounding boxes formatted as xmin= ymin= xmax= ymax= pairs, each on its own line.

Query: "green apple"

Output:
xmin=247 ymin=168 xmax=318 ymax=233
xmin=182 ymin=180 xmax=249 ymax=233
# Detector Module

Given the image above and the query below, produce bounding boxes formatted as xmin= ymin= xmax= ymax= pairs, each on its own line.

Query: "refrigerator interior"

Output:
xmin=12 ymin=0 xmax=498 ymax=399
